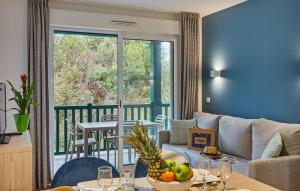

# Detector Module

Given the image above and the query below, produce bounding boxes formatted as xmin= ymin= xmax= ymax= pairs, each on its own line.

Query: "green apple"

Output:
xmin=166 ymin=159 xmax=176 ymax=170
xmin=174 ymin=164 xmax=190 ymax=181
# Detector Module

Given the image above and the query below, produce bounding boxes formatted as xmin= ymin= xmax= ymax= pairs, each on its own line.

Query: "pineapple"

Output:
xmin=123 ymin=123 xmax=165 ymax=179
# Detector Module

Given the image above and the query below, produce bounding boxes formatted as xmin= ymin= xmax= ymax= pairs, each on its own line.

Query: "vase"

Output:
xmin=13 ymin=114 xmax=30 ymax=133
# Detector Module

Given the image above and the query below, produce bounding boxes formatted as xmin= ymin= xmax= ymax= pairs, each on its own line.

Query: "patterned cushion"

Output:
xmin=169 ymin=119 xmax=196 ymax=145
xmin=261 ymin=133 xmax=282 ymax=159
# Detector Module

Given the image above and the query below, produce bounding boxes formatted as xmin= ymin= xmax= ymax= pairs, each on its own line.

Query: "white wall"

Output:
xmin=50 ymin=9 xmax=181 ymax=35
xmin=0 ymin=0 xmax=27 ymax=133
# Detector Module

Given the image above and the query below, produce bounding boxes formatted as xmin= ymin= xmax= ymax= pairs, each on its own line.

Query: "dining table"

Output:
xmin=49 ymin=150 xmax=280 ymax=191
xmin=76 ymin=120 xmax=160 ymax=157
xmin=77 ymin=171 xmax=280 ymax=191
xmin=75 ymin=149 xmax=280 ymax=191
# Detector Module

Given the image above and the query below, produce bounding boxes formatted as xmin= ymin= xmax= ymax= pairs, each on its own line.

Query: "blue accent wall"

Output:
xmin=202 ymin=0 xmax=300 ymax=123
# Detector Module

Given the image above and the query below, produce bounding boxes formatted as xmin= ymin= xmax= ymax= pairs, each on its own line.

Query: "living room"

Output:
xmin=0 ymin=0 xmax=299 ymax=191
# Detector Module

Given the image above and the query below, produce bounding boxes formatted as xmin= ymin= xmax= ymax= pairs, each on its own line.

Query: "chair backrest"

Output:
xmin=65 ymin=119 xmax=77 ymax=143
xmin=65 ymin=119 xmax=76 ymax=133
xmin=111 ymin=121 xmax=137 ymax=136
xmin=51 ymin=157 xmax=120 ymax=188
xmin=155 ymin=115 xmax=166 ymax=129
xmin=101 ymin=115 xmax=119 ymax=137
xmin=101 ymin=114 xmax=118 ymax=122
xmin=134 ymin=157 xmax=148 ymax=178
xmin=123 ymin=121 xmax=137 ymax=135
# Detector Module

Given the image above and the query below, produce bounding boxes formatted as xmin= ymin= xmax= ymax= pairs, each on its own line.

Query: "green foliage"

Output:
xmin=7 ymin=76 xmax=36 ymax=115
xmin=124 ymin=40 xmax=151 ymax=104
xmin=54 ymin=33 xmax=171 ymax=106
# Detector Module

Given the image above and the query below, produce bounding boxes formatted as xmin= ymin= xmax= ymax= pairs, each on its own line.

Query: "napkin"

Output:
xmin=194 ymin=174 xmax=220 ymax=184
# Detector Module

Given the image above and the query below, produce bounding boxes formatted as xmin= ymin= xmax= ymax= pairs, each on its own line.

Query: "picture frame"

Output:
xmin=188 ymin=127 xmax=216 ymax=151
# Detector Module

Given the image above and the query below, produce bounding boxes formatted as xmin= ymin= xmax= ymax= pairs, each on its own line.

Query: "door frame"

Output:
xmin=49 ymin=25 xmax=179 ymax=172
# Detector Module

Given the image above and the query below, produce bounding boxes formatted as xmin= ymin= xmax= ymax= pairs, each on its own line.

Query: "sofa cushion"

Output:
xmin=252 ymin=118 xmax=300 ymax=159
xmin=193 ymin=112 xmax=220 ymax=148
xmin=219 ymin=115 xmax=253 ymax=160
xmin=169 ymin=119 xmax=196 ymax=145
xmin=193 ymin=112 xmax=220 ymax=129
xmin=261 ymin=132 xmax=282 ymax=159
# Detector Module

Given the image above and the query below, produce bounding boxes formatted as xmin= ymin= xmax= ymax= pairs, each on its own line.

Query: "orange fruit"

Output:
xmin=188 ymin=168 xmax=194 ymax=179
xmin=159 ymin=171 xmax=176 ymax=182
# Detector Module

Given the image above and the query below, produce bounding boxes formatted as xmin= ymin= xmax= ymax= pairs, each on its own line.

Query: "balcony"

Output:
xmin=53 ymin=102 xmax=170 ymax=171
xmin=52 ymin=32 xmax=173 ymax=171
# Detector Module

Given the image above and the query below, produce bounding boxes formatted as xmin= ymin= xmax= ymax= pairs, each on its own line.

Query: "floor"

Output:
xmin=53 ymin=148 xmax=137 ymax=173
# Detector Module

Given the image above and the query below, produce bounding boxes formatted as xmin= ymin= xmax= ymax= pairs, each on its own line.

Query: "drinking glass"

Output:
xmin=220 ymin=160 xmax=232 ymax=191
xmin=198 ymin=158 xmax=211 ymax=190
xmin=97 ymin=166 xmax=113 ymax=190
xmin=119 ymin=169 xmax=135 ymax=191
xmin=212 ymin=160 xmax=222 ymax=178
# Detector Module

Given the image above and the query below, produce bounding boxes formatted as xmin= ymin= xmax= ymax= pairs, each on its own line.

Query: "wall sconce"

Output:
xmin=210 ymin=70 xmax=221 ymax=78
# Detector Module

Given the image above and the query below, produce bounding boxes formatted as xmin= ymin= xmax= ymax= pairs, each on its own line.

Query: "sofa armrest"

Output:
xmin=158 ymin=130 xmax=170 ymax=148
xmin=249 ymin=155 xmax=300 ymax=191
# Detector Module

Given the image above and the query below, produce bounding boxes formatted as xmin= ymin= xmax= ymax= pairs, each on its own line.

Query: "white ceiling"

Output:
xmin=76 ymin=0 xmax=247 ymax=16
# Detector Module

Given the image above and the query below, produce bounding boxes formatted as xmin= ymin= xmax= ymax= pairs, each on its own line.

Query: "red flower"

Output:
xmin=20 ymin=74 xmax=28 ymax=96
xmin=20 ymin=74 xmax=28 ymax=84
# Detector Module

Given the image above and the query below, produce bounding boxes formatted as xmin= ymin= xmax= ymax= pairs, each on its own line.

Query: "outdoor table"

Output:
xmin=77 ymin=121 xmax=160 ymax=157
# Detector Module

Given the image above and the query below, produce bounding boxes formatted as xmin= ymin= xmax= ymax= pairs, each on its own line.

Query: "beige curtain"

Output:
xmin=27 ymin=0 xmax=51 ymax=189
xmin=181 ymin=12 xmax=200 ymax=119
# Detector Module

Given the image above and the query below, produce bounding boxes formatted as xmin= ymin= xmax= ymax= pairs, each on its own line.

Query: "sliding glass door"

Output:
xmin=52 ymin=29 xmax=174 ymax=171
xmin=120 ymin=39 xmax=173 ymax=166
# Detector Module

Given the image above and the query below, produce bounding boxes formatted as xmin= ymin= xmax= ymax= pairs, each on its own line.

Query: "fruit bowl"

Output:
xmin=147 ymin=172 xmax=196 ymax=191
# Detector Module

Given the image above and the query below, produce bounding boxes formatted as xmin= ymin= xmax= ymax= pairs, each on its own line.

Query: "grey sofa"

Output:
xmin=158 ymin=112 xmax=300 ymax=191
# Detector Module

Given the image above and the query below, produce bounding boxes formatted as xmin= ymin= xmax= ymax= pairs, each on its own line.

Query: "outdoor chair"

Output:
xmin=65 ymin=119 xmax=100 ymax=162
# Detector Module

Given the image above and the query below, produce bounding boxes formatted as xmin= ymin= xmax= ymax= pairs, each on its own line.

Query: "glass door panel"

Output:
xmin=121 ymin=39 xmax=173 ymax=165
xmin=53 ymin=31 xmax=120 ymax=171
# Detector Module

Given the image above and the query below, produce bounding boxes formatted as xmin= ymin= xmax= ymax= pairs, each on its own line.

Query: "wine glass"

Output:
xmin=119 ymin=169 xmax=135 ymax=191
xmin=212 ymin=160 xmax=222 ymax=178
xmin=220 ymin=160 xmax=232 ymax=191
xmin=198 ymin=158 xmax=211 ymax=190
xmin=97 ymin=166 xmax=113 ymax=190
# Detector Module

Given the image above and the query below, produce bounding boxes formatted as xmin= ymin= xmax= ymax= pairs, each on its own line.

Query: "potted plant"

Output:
xmin=7 ymin=74 xmax=36 ymax=133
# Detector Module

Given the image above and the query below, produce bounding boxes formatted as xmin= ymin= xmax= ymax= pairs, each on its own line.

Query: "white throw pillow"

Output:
xmin=261 ymin=133 xmax=282 ymax=159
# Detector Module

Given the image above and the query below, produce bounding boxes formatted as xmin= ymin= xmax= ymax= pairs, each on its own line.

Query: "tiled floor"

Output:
xmin=53 ymin=149 xmax=137 ymax=173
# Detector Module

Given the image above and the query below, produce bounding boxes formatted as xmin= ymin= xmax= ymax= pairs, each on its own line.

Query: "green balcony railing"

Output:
xmin=54 ymin=103 xmax=170 ymax=155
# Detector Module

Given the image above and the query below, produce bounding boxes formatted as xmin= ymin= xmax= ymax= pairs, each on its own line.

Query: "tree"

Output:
xmin=54 ymin=33 xmax=170 ymax=106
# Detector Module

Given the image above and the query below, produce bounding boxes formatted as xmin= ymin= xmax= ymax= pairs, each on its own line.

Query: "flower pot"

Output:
xmin=14 ymin=114 xmax=30 ymax=133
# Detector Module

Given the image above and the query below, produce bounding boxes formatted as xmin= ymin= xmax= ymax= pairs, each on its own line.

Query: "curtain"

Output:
xmin=180 ymin=12 xmax=200 ymax=119
xmin=27 ymin=0 xmax=51 ymax=189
